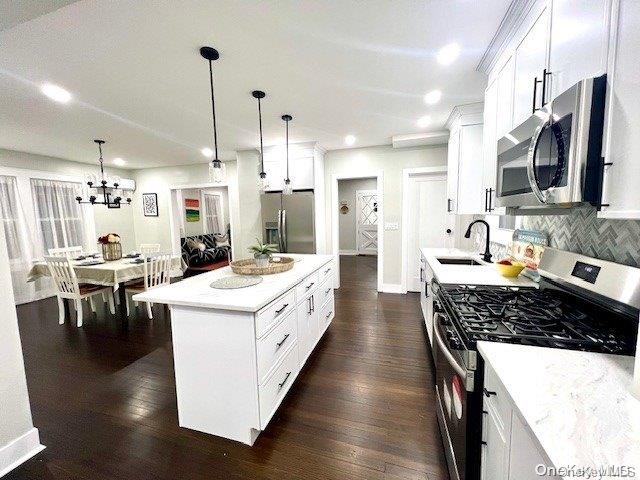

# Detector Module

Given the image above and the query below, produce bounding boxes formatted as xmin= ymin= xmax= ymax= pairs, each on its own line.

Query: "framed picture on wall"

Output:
xmin=142 ymin=193 xmax=159 ymax=217
xmin=185 ymin=198 xmax=200 ymax=222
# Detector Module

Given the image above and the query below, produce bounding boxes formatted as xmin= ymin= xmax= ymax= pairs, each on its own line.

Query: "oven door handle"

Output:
xmin=526 ymin=114 xmax=550 ymax=204
xmin=434 ymin=313 xmax=467 ymax=379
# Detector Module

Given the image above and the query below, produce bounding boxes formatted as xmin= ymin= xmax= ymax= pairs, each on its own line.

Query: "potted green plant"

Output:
xmin=249 ymin=238 xmax=278 ymax=268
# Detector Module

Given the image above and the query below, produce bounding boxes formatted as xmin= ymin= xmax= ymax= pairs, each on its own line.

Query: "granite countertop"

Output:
xmin=478 ymin=341 xmax=640 ymax=476
xmin=133 ymin=254 xmax=333 ymax=312
xmin=421 ymin=248 xmax=538 ymax=287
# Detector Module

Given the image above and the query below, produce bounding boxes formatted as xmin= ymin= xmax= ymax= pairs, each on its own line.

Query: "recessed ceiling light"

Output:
xmin=437 ymin=43 xmax=461 ymax=66
xmin=344 ymin=135 xmax=356 ymax=146
xmin=417 ymin=115 xmax=431 ymax=128
xmin=424 ymin=89 xmax=442 ymax=105
xmin=113 ymin=157 xmax=126 ymax=166
xmin=201 ymin=147 xmax=213 ymax=158
xmin=40 ymin=83 xmax=72 ymax=103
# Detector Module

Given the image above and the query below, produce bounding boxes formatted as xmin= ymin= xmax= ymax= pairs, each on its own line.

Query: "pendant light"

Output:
xmin=252 ymin=90 xmax=268 ymax=192
xmin=200 ymin=46 xmax=225 ymax=183
xmin=282 ymin=114 xmax=293 ymax=195
xmin=76 ymin=139 xmax=131 ymax=208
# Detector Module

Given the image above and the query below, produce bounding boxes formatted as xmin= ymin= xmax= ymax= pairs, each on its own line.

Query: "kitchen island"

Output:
xmin=133 ymin=254 xmax=335 ymax=445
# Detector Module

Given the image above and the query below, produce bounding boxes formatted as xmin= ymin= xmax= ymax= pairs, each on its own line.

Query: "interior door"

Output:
xmin=406 ymin=174 xmax=448 ymax=292
xmin=355 ymin=190 xmax=378 ymax=255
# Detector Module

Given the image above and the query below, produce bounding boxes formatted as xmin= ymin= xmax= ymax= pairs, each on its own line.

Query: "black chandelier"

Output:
xmin=76 ymin=139 xmax=131 ymax=208
xmin=200 ymin=46 xmax=224 ymax=183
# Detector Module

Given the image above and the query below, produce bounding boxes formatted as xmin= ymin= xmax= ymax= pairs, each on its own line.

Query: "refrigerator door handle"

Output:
xmin=277 ymin=209 xmax=287 ymax=253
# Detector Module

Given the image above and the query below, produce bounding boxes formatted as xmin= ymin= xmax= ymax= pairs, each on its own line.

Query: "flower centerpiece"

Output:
xmin=98 ymin=233 xmax=122 ymax=261
xmin=249 ymin=238 xmax=278 ymax=268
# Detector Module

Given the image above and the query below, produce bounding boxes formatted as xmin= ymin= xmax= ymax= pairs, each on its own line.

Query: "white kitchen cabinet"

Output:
xmin=548 ymin=0 xmax=610 ymax=101
xmin=600 ymin=0 xmax=640 ymax=219
xmin=481 ymin=408 xmax=510 ymax=480
xmin=509 ymin=413 xmax=559 ymax=480
xmin=481 ymin=360 xmax=559 ymax=480
xmin=445 ymin=104 xmax=484 ymax=215
xmin=512 ymin=7 xmax=550 ymax=127
xmin=263 ymin=157 xmax=284 ymax=192
xmin=495 ymin=56 xmax=516 ymax=139
xmin=289 ymin=156 xmax=314 ymax=190
xmin=446 ymin=126 xmax=460 ymax=214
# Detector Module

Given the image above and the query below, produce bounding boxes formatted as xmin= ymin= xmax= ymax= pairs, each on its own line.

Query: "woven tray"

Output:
xmin=230 ymin=257 xmax=295 ymax=275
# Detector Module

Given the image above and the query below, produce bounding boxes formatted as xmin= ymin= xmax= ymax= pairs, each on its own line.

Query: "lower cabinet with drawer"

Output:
xmin=481 ymin=362 xmax=560 ymax=480
xmin=167 ymin=258 xmax=335 ymax=447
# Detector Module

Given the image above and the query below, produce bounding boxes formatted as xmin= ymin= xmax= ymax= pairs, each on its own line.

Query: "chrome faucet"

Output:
xmin=464 ymin=220 xmax=492 ymax=263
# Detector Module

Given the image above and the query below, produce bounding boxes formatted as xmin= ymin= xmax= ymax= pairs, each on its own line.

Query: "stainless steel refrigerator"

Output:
xmin=260 ymin=192 xmax=315 ymax=254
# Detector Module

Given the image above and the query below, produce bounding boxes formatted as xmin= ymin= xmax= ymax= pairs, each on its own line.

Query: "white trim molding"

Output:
xmin=338 ymin=249 xmax=357 ymax=256
xmin=444 ymin=102 xmax=484 ymax=131
xmin=381 ymin=284 xmax=403 ymax=294
xmin=0 ymin=428 xmax=44 ymax=477
xmin=331 ymin=172 xmax=384 ymax=292
xmin=400 ymin=166 xmax=448 ymax=294
xmin=476 ymin=0 xmax=541 ymax=74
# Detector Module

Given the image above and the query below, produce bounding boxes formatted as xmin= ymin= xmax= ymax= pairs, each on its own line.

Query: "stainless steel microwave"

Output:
xmin=495 ymin=75 xmax=607 ymax=213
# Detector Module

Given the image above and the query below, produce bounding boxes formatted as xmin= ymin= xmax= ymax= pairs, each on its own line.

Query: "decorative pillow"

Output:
xmin=214 ymin=234 xmax=230 ymax=248
xmin=186 ymin=238 xmax=205 ymax=252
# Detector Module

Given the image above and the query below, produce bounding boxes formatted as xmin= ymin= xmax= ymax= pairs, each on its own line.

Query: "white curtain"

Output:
xmin=203 ymin=193 xmax=224 ymax=234
xmin=0 ymin=176 xmax=53 ymax=304
xmin=30 ymin=178 xmax=95 ymax=256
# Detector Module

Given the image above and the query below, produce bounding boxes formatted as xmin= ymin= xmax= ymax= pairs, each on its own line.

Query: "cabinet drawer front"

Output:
xmin=483 ymin=363 xmax=512 ymax=432
xmin=318 ymin=276 xmax=334 ymax=307
xmin=319 ymin=293 xmax=335 ymax=332
xmin=318 ymin=262 xmax=334 ymax=284
xmin=257 ymin=309 xmax=297 ymax=384
xmin=255 ymin=290 xmax=296 ymax=338
xmin=295 ymin=271 xmax=319 ymax=302
xmin=259 ymin=344 xmax=299 ymax=429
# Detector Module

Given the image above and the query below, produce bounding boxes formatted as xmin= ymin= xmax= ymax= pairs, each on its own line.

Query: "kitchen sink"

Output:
xmin=436 ymin=257 xmax=483 ymax=266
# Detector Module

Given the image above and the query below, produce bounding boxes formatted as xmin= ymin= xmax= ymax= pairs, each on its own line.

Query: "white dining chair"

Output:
xmin=125 ymin=252 xmax=171 ymax=319
xmin=45 ymin=256 xmax=115 ymax=327
xmin=139 ymin=243 xmax=161 ymax=255
xmin=48 ymin=246 xmax=83 ymax=258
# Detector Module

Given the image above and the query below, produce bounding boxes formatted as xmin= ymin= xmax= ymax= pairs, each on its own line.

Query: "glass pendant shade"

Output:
xmin=209 ymin=160 xmax=225 ymax=183
xmin=258 ymin=171 xmax=269 ymax=192
xmin=283 ymin=178 xmax=293 ymax=195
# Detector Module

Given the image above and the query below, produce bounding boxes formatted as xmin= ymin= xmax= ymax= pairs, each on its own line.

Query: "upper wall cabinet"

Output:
xmin=262 ymin=145 xmax=316 ymax=192
xmin=512 ymin=7 xmax=549 ymax=127
xmin=548 ymin=0 xmax=610 ymax=101
xmin=446 ymin=104 xmax=484 ymax=215
xmin=600 ymin=0 xmax=640 ymax=219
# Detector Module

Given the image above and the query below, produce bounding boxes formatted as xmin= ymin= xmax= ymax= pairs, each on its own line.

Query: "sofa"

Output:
xmin=180 ymin=232 xmax=232 ymax=277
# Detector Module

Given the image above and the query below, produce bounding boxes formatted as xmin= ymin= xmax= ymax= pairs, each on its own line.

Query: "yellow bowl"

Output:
xmin=495 ymin=262 xmax=525 ymax=278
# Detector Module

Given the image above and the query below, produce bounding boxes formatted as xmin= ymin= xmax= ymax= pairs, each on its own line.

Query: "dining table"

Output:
xmin=28 ymin=254 xmax=184 ymax=318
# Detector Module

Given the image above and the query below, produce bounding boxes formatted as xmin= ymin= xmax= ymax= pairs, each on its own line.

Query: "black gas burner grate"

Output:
xmin=438 ymin=284 xmax=638 ymax=355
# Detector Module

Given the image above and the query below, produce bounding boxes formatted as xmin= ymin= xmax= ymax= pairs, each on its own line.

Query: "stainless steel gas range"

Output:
xmin=431 ymin=248 xmax=640 ymax=480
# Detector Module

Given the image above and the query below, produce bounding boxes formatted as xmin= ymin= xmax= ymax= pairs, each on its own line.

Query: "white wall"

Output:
xmin=337 ymin=177 xmax=377 ymax=252
xmin=325 ymin=144 xmax=448 ymax=288
xmin=0 ymin=149 xmax=136 ymax=252
xmin=234 ymin=149 xmax=263 ymax=260
xmin=0 ymin=225 xmax=43 ymax=474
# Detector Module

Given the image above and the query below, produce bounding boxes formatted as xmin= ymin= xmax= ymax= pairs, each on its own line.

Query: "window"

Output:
xmin=31 ymin=179 xmax=85 ymax=251
xmin=0 ymin=176 xmax=22 ymax=260
xmin=203 ymin=193 xmax=225 ymax=234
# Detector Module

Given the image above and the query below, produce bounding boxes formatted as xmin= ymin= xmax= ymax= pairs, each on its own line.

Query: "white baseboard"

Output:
xmin=0 ymin=428 xmax=45 ymax=477
xmin=381 ymin=283 xmax=403 ymax=294
xmin=339 ymin=249 xmax=357 ymax=256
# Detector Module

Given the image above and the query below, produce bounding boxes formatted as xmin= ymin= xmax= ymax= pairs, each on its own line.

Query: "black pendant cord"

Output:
xmin=282 ymin=114 xmax=292 ymax=182
xmin=258 ymin=96 xmax=265 ymax=173
xmin=207 ymin=59 xmax=219 ymax=163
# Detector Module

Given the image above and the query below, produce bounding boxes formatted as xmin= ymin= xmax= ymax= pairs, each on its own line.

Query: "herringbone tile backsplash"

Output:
xmin=473 ymin=207 xmax=640 ymax=267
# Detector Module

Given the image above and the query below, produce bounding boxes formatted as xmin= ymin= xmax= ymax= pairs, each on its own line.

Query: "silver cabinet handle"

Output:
xmin=276 ymin=333 xmax=290 ymax=348
xmin=325 ymin=287 xmax=331 ymax=294
xmin=278 ymin=371 xmax=292 ymax=389
xmin=311 ymin=295 xmax=315 ymax=312
xmin=305 ymin=282 xmax=315 ymax=290
xmin=325 ymin=310 xmax=332 ymax=319
xmin=307 ymin=297 xmax=312 ymax=315
xmin=324 ymin=268 xmax=331 ymax=274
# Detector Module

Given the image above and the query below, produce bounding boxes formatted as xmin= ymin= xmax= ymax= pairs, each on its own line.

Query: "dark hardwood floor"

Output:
xmin=9 ymin=255 xmax=447 ymax=480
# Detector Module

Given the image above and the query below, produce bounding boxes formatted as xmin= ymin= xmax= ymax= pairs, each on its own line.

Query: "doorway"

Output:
xmin=401 ymin=167 xmax=449 ymax=293
xmin=331 ymin=173 xmax=383 ymax=292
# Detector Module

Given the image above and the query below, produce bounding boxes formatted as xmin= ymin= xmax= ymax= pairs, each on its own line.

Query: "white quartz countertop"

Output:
xmin=478 ymin=342 xmax=640 ymax=477
xmin=133 ymin=254 xmax=333 ymax=312
xmin=421 ymin=248 xmax=537 ymax=287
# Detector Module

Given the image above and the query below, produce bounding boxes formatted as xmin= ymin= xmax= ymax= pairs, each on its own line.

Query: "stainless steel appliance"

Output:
xmin=495 ymin=75 xmax=607 ymax=213
xmin=260 ymin=191 xmax=315 ymax=254
xmin=432 ymin=248 xmax=640 ymax=480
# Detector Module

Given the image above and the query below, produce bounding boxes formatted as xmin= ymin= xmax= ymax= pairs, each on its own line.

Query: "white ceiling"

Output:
xmin=0 ymin=0 xmax=510 ymax=169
